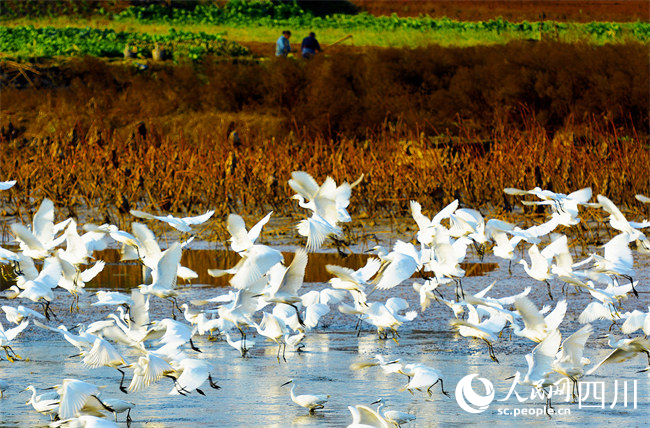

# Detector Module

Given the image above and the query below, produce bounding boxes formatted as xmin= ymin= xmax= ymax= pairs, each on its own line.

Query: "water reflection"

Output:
xmin=0 ymin=249 xmax=499 ymax=291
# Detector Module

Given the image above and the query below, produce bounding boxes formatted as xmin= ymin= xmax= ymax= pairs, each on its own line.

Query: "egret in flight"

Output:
xmin=130 ymin=209 xmax=215 ymax=233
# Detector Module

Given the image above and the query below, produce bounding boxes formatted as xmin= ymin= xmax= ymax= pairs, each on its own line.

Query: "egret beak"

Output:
xmin=281 ymin=380 xmax=292 ymax=387
xmin=370 ymin=399 xmax=382 ymax=405
xmin=505 ymin=375 xmax=516 ymax=380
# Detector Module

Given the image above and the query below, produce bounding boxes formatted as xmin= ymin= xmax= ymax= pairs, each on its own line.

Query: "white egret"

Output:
xmin=24 ymin=385 xmax=59 ymax=417
xmin=210 ymin=243 xmax=283 ymax=291
xmin=130 ymin=209 xmax=215 ymax=233
xmin=167 ymin=357 xmax=220 ymax=396
xmin=259 ymin=248 xmax=308 ymax=326
xmin=578 ymin=301 xmax=620 ymax=329
xmin=140 ymin=318 xmax=201 ymax=354
xmin=370 ymin=245 xmax=419 ymax=292
xmin=217 ymin=277 xmax=266 ymax=349
xmin=0 ymin=180 xmax=16 ymax=190
xmin=10 ymin=198 xmax=68 ymax=259
xmin=226 ymin=212 xmax=272 ymax=253
xmin=56 ymin=253 xmax=105 ymax=311
xmin=510 ymin=330 xmax=562 ymax=413
xmin=365 ymin=298 xmax=417 ymax=340
xmin=92 ymin=291 xmax=135 ymax=308
xmin=350 ymin=354 xmax=404 ymax=377
xmin=505 ymin=186 xmax=594 ymax=226
xmin=34 ymin=320 xmax=98 ymax=352
xmin=347 ymin=404 xmax=391 ymax=428
xmin=597 ymin=194 xmax=650 ymax=251
xmin=284 ymin=331 xmax=306 ymax=352
xmin=399 ymin=363 xmax=450 ymax=397
xmin=52 ymin=415 xmax=119 ymax=427
xmin=224 ymin=332 xmax=255 ymax=357
xmin=450 ymin=304 xmax=505 ymax=362
xmin=80 ymin=337 xmax=130 ymax=394
xmin=53 ymin=378 xmax=111 ymax=420
xmin=409 ymin=199 xmax=458 ymax=247
xmin=587 ymin=335 xmax=650 ymax=375
xmin=281 ymin=379 xmax=329 ymax=414
xmin=621 ymin=307 xmax=650 ymax=335
xmin=489 ymin=229 xmax=523 ymax=273
xmin=0 ymin=319 xmax=28 ymax=361
xmin=17 ymin=256 xmax=61 ymax=320
xmin=58 ymin=219 xmax=94 ymax=266
xmin=301 ymin=289 xmax=348 ymax=330
xmin=254 ymin=311 xmax=289 ymax=362
xmin=127 ymin=350 xmax=173 ymax=393
xmin=139 ymin=242 xmax=183 ymax=317
xmin=584 ymin=233 xmax=638 ymax=296
xmin=518 ymin=238 xmax=566 ymax=299
xmin=577 ymin=281 xmax=633 ymax=327
xmin=425 ymin=236 xmax=471 ymax=298
xmin=102 ymin=397 xmax=135 ymax=423
xmin=552 ymin=324 xmax=593 ymax=401
xmin=450 ymin=207 xmax=490 ymax=258
xmin=289 ymin=171 xmax=358 ymax=252
xmin=326 ymin=257 xmax=381 ymax=296
xmin=372 ymin=398 xmax=416 ymax=427
xmin=513 ymin=296 xmax=567 ymax=343
xmin=2 ymin=304 xmax=45 ymax=324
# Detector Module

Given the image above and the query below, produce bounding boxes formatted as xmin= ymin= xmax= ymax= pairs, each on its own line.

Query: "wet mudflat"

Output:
xmin=0 ymin=252 xmax=649 ymax=427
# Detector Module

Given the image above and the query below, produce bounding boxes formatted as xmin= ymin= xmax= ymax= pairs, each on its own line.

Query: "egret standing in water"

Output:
xmin=281 ymin=379 xmax=329 ymax=414
xmin=24 ymin=385 xmax=59 ymax=417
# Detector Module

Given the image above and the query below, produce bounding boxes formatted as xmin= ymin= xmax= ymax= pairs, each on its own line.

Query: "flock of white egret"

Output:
xmin=0 ymin=173 xmax=649 ymax=427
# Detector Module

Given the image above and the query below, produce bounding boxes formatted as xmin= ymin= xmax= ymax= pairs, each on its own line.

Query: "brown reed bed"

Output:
xmin=0 ymin=42 xmax=648 ymax=247
xmin=0 ymin=114 xmax=647 ymax=248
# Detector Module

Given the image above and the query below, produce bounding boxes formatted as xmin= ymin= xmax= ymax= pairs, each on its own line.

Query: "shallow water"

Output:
xmin=1 ymin=252 xmax=649 ymax=427
xmin=1 ymin=249 xmax=497 ymax=290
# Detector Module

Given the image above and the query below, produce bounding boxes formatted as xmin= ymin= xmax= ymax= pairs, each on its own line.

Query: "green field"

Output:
xmin=1 ymin=1 xmax=648 ymax=61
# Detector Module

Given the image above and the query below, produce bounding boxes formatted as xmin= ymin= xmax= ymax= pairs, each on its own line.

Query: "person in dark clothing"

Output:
xmin=301 ymin=32 xmax=322 ymax=59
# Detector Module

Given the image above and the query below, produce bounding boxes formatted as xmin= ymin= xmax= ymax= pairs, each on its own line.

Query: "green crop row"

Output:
xmin=104 ymin=2 xmax=650 ymax=42
xmin=2 ymin=1 xmax=649 ymax=43
xmin=0 ymin=25 xmax=250 ymax=60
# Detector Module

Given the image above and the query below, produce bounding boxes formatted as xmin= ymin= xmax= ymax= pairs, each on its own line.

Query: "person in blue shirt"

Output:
xmin=276 ymin=30 xmax=292 ymax=57
xmin=301 ymin=32 xmax=322 ymax=59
